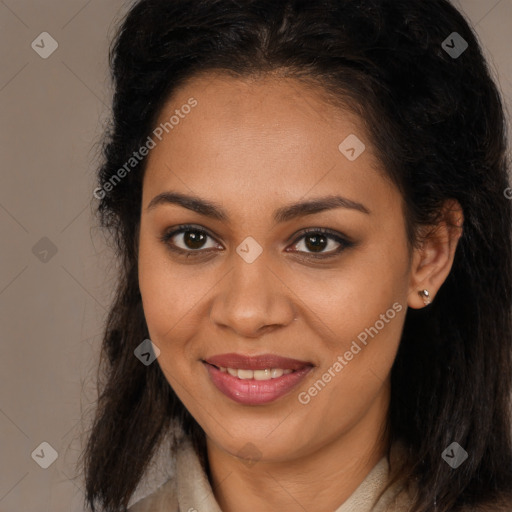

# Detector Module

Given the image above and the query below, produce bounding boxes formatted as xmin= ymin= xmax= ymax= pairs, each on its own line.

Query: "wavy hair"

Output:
xmin=80 ymin=1 xmax=512 ymax=510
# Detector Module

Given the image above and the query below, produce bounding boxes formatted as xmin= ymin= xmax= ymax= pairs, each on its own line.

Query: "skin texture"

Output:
xmin=138 ymin=72 xmax=463 ymax=512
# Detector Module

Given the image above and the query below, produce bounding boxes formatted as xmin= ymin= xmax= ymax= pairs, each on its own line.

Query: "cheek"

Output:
xmin=137 ymin=228 xmax=194 ymax=343
xmin=137 ymin=237 xmax=204 ymax=393
xmin=137 ymin=227 xmax=224 ymax=377
xmin=292 ymin=242 xmax=408 ymax=349
xmin=291 ymin=239 xmax=408 ymax=406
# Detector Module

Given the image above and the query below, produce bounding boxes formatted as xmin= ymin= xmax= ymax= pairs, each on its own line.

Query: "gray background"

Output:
xmin=0 ymin=1 xmax=511 ymax=511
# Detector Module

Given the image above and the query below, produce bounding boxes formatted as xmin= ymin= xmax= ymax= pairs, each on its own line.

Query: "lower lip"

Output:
xmin=203 ymin=362 xmax=313 ymax=405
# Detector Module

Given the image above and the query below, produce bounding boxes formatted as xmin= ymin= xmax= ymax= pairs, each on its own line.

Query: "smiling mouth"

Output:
xmin=202 ymin=355 xmax=314 ymax=406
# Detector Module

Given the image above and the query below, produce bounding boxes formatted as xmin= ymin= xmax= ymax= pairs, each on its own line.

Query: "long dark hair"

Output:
xmin=80 ymin=1 xmax=512 ymax=510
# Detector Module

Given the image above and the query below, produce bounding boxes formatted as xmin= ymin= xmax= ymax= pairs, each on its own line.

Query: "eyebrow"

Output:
xmin=146 ymin=191 xmax=370 ymax=222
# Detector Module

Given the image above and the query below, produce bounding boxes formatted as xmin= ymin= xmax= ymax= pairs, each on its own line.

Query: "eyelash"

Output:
xmin=159 ymin=224 xmax=354 ymax=260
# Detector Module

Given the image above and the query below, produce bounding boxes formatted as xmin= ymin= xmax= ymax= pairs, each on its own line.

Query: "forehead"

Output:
xmin=142 ymin=71 xmax=395 ymax=217
xmin=151 ymin=71 xmax=372 ymax=156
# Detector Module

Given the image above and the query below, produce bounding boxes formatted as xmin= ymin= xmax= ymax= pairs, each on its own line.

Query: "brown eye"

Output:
xmin=288 ymin=228 xmax=353 ymax=257
xmin=160 ymin=225 xmax=221 ymax=255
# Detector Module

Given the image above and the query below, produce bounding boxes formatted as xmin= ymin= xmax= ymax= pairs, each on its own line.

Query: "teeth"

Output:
xmin=219 ymin=366 xmax=294 ymax=380
xmin=237 ymin=369 xmax=254 ymax=379
xmin=254 ymin=369 xmax=272 ymax=380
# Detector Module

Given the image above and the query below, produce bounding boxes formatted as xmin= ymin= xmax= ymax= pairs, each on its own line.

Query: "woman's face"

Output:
xmin=138 ymin=72 xmax=416 ymax=462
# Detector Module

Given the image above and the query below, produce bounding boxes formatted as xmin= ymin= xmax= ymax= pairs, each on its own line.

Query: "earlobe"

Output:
xmin=407 ymin=199 xmax=464 ymax=310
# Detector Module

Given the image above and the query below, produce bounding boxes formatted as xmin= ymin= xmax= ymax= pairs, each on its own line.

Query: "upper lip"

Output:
xmin=204 ymin=353 xmax=313 ymax=371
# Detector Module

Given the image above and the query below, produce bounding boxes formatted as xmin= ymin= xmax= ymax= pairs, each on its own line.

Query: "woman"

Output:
xmin=80 ymin=0 xmax=512 ymax=511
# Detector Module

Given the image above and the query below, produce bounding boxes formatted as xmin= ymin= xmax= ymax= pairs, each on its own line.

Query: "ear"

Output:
xmin=408 ymin=199 xmax=464 ymax=309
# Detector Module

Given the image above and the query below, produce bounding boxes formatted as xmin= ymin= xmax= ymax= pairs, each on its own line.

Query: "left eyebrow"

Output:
xmin=274 ymin=195 xmax=371 ymax=222
xmin=145 ymin=191 xmax=371 ymax=222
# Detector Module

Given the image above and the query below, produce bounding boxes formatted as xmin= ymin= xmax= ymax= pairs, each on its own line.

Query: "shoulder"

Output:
xmin=127 ymin=477 xmax=178 ymax=512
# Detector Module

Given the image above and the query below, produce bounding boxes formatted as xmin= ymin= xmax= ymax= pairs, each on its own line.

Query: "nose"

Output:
xmin=209 ymin=254 xmax=297 ymax=339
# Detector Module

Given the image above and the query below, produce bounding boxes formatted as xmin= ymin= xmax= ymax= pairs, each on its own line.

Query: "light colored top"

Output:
xmin=127 ymin=432 xmax=413 ymax=512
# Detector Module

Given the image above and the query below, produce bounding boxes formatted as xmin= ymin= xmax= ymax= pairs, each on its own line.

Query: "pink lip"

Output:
xmin=204 ymin=352 xmax=312 ymax=371
xmin=203 ymin=361 xmax=313 ymax=405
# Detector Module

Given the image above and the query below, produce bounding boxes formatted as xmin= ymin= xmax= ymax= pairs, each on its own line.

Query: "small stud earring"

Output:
xmin=418 ymin=289 xmax=432 ymax=305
